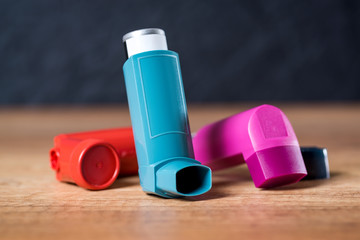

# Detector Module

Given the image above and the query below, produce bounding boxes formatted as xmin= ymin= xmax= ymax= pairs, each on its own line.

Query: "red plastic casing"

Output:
xmin=50 ymin=128 xmax=138 ymax=190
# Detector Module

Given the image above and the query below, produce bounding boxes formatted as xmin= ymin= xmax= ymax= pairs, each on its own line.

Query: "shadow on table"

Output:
xmin=328 ymin=171 xmax=341 ymax=178
xmin=106 ymin=176 xmax=139 ymax=190
xmin=265 ymin=170 xmax=340 ymax=191
xmin=184 ymin=166 xmax=252 ymax=201
xmin=105 ymin=169 xmax=341 ymax=198
xmin=187 ymin=169 xmax=341 ymax=199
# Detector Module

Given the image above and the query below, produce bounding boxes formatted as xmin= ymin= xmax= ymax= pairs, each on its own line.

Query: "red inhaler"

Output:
xmin=49 ymin=128 xmax=138 ymax=190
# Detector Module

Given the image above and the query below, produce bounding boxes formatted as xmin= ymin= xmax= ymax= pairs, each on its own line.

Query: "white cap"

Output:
xmin=123 ymin=28 xmax=168 ymax=59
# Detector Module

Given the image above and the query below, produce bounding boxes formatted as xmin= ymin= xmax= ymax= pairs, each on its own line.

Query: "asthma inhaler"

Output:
xmin=193 ymin=104 xmax=307 ymax=188
xmin=122 ymin=28 xmax=211 ymax=198
xmin=50 ymin=128 xmax=138 ymax=190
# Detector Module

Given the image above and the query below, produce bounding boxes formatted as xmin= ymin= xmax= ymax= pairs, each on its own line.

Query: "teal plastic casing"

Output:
xmin=123 ymin=49 xmax=212 ymax=198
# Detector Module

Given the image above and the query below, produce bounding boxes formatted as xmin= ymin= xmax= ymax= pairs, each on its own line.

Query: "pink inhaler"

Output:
xmin=192 ymin=104 xmax=307 ymax=188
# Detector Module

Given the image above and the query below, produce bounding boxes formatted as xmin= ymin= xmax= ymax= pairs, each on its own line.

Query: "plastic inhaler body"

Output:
xmin=122 ymin=28 xmax=211 ymax=198
xmin=50 ymin=128 xmax=138 ymax=190
xmin=193 ymin=104 xmax=307 ymax=188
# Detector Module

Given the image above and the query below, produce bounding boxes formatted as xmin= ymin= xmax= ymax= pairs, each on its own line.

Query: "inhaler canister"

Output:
xmin=122 ymin=28 xmax=211 ymax=198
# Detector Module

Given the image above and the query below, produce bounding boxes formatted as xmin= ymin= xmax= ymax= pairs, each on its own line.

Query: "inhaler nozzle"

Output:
xmin=123 ymin=28 xmax=168 ymax=59
xmin=156 ymin=160 xmax=212 ymax=197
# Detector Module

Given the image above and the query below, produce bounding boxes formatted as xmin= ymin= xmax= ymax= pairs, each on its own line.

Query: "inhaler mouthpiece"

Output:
xmin=123 ymin=28 xmax=168 ymax=58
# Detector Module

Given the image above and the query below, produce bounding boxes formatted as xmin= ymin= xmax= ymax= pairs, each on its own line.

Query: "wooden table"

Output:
xmin=1 ymin=103 xmax=359 ymax=240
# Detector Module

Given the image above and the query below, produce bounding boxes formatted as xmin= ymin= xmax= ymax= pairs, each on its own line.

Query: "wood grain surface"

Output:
xmin=0 ymin=103 xmax=359 ymax=240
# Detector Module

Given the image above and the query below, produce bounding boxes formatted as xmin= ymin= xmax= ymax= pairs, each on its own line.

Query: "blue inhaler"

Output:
xmin=122 ymin=28 xmax=211 ymax=198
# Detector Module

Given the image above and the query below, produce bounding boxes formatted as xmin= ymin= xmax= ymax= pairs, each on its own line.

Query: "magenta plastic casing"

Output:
xmin=193 ymin=104 xmax=307 ymax=188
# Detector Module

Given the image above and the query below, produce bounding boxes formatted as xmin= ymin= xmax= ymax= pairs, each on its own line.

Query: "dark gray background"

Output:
xmin=1 ymin=0 xmax=359 ymax=105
